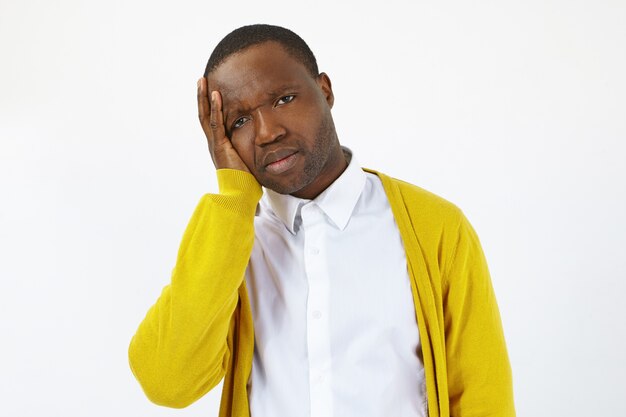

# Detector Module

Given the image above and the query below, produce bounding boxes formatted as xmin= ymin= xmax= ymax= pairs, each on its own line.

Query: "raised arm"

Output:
xmin=127 ymin=78 xmax=261 ymax=408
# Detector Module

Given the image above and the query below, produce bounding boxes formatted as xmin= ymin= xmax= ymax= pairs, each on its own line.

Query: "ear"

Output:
xmin=316 ymin=72 xmax=334 ymax=108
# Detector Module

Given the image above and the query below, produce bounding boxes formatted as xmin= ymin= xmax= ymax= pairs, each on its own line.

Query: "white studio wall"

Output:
xmin=1 ymin=0 xmax=625 ymax=416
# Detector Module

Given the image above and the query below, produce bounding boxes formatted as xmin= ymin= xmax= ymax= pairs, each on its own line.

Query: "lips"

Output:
xmin=263 ymin=149 xmax=299 ymax=175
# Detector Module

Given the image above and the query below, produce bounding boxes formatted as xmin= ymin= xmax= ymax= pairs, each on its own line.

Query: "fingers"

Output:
xmin=198 ymin=78 xmax=227 ymax=143
xmin=209 ymin=90 xmax=227 ymax=145
xmin=197 ymin=78 xmax=248 ymax=171
xmin=197 ymin=77 xmax=212 ymax=140
xmin=197 ymin=78 xmax=228 ymax=159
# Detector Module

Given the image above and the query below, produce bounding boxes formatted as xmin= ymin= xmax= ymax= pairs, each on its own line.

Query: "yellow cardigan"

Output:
xmin=128 ymin=169 xmax=515 ymax=417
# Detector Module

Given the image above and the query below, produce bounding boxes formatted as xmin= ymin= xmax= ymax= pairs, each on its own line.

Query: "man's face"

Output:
xmin=207 ymin=41 xmax=344 ymax=199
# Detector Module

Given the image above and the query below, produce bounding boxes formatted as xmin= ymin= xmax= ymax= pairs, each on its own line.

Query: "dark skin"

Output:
xmin=197 ymin=41 xmax=347 ymax=200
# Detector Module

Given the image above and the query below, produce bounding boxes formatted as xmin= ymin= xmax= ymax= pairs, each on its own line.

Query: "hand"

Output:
xmin=197 ymin=77 xmax=249 ymax=172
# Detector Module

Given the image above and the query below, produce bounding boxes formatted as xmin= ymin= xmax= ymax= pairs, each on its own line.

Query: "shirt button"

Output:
xmin=312 ymin=310 xmax=322 ymax=319
xmin=309 ymin=247 xmax=320 ymax=255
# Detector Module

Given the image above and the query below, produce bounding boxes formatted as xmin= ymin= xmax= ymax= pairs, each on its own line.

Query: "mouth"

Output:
xmin=263 ymin=150 xmax=299 ymax=175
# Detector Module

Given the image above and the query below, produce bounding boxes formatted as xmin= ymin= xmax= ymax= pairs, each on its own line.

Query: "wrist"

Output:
xmin=216 ymin=169 xmax=262 ymax=200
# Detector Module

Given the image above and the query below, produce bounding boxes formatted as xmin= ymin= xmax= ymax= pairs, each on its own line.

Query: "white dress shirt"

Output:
xmin=245 ymin=149 xmax=427 ymax=417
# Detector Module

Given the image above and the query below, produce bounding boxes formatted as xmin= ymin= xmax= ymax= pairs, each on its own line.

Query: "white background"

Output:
xmin=1 ymin=0 xmax=625 ymax=415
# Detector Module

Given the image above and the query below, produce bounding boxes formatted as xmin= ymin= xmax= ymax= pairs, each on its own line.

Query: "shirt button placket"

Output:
xmin=302 ymin=203 xmax=333 ymax=417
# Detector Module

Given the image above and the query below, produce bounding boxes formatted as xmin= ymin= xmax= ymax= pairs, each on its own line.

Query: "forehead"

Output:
xmin=207 ymin=42 xmax=315 ymax=106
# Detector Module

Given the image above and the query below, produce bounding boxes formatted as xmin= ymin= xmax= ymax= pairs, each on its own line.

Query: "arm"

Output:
xmin=128 ymin=78 xmax=259 ymax=408
xmin=128 ymin=169 xmax=261 ymax=408
xmin=443 ymin=214 xmax=515 ymax=417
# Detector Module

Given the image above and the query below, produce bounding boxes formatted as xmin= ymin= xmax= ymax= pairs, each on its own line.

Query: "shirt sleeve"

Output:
xmin=128 ymin=169 xmax=262 ymax=408
xmin=442 ymin=213 xmax=516 ymax=417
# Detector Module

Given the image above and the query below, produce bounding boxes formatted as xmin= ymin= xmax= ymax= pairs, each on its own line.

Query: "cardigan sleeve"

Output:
xmin=128 ymin=169 xmax=262 ymax=408
xmin=442 ymin=213 xmax=515 ymax=417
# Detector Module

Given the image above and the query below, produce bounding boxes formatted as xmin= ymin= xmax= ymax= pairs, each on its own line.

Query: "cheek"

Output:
xmin=231 ymin=134 xmax=256 ymax=167
xmin=277 ymin=113 xmax=313 ymax=143
xmin=294 ymin=102 xmax=326 ymax=133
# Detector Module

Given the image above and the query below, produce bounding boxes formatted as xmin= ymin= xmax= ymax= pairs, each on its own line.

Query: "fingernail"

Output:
xmin=197 ymin=79 xmax=201 ymax=89
xmin=211 ymin=91 xmax=216 ymax=102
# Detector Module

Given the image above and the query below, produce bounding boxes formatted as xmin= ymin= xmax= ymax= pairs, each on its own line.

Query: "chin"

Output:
xmin=263 ymin=180 xmax=304 ymax=195
xmin=257 ymin=153 xmax=329 ymax=197
xmin=259 ymin=174 xmax=310 ymax=196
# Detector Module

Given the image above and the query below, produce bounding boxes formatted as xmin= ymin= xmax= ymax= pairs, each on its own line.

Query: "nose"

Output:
xmin=254 ymin=108 xmax=286 ymax=146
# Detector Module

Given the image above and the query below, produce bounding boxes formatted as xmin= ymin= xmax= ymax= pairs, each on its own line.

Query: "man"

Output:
xmin=128 ymin=24 xmax=515 ymax=417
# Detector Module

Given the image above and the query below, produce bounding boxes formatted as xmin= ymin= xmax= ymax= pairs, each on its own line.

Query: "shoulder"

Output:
xmin=363 ymin=168 xmax=465 ymax=228
xmin=363 ymin=168 xmax=480 ymax=283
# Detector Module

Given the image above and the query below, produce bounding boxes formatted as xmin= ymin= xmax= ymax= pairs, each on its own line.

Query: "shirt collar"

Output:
xmin=264 ymin=147 xmax=367 ymax=234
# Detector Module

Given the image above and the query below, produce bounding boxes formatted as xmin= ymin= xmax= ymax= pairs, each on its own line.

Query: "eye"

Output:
xmin=232 ymin=116 xmax=250 ymax=130
xmin=276 ymin=95 xmax=295 ymax=105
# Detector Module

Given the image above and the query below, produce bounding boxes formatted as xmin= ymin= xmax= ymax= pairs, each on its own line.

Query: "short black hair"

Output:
xmin=203 ymin=24 xmax=319 ymax=78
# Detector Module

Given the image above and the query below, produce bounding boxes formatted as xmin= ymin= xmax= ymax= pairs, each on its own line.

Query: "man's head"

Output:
xmin=204 ymin=24 xmax=319 ymax=79
xmin=204 ymin=24 xmax=346 ymax=199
